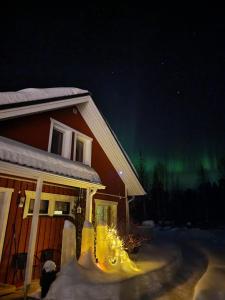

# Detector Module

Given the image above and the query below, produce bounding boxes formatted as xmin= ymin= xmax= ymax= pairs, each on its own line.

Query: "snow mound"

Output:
xmin=45 ymin=243 xmax=182 ymax=300
xmin=194 ymin=266 xmax=225 ymax=300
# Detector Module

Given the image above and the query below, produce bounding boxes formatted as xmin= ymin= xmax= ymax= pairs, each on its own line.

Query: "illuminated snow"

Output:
xmin=45 ymin=242 xmax=181 ymax=300
xmin=61 ymin=221 xmax=76 ymax=268
xmin=42 ymin=228 xmax=225 ymax=300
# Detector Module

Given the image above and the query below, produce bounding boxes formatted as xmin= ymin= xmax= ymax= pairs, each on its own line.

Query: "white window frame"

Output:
xmin=48 ymin=118 xmax=92 ymax=166
xmin=23 ymin=190 xmax=77 ymax=218
xmin=73 ymin=131 xmax=92 ymax=166
xmin=0 ymin=188 xmax=14 ymax=262
xmin=48 ymin=119 xmax=72 ymax=159
xmin=95 ymin=199 xmax=118 ymax=226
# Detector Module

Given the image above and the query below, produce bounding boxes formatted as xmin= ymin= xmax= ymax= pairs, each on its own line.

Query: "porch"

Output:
xmin=0 ymin=136 xmax=106 ymax=298
xmin=0 ymin=280 xmax=40 ymax=299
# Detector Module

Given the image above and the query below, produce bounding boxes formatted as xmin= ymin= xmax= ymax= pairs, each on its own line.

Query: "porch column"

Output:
xmin=85 ymin=188 xmax=97 ymax=223
xmin=79 ymin=188 xmax=97 ymax=268
xmin=24 ymin=177 xmax=43 ymax=298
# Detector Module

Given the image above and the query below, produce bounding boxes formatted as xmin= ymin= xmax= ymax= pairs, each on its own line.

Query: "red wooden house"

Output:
xmin=0 ymin=87 xmax=145 ymax=288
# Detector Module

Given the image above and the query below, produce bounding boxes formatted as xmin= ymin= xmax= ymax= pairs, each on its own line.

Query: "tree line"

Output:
xmin=130 ymin=155 xmax=225 ymax=228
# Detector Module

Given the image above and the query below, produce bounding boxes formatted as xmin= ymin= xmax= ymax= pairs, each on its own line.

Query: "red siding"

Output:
xmin=0 ymin=176 xmax=75 ymax=285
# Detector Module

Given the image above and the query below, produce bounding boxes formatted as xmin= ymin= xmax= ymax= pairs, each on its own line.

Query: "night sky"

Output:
xmin=0 ymin=6 xmax=225 ymax=188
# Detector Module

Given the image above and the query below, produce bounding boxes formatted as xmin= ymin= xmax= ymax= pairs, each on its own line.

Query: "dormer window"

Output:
xmin=76 ymin=139 xmax=84 ymax=162
xmin=48 ymin=118 xmax=92 ymax=166
xmin=51 ymin=128 xmax=63 ymax=155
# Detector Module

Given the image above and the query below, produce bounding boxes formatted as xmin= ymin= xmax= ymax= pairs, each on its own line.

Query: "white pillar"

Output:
xmin=79 ymin=188 xmax=97 ymax=268
xmin=24 ymin=177 xmax=43 ymax=298
xmin=85 ymin=188 xmax=97 ymax=223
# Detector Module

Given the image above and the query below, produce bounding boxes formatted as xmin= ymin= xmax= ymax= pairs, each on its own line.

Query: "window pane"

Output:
xmin=96 ymin=205 xmax=104 ymax=225
xmin=51 ymin=128 xmax=63 ymax=155
xmin=76 ymin=139 xmax=84 ymax=162
xmin=54 ymin=201 xmax=70 ymax=215
xmin=96 ymin=205 xmax=112 ymax=226
xmin=28 ymin=199 xmax=49 ymax=214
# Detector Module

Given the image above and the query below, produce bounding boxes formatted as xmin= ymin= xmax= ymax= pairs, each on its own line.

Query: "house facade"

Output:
xmin=0 ymin=88 xmax=145 ymax=288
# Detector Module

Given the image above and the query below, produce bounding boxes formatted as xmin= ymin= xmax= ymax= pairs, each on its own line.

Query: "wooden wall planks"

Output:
xmin=0 ymin=177 xmax=75 ymax=285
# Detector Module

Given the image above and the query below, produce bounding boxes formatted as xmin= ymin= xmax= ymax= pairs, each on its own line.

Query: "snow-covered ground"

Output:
xmin=44 ymin=241 xmax=181 ymax=300
xmin=30 ymin=227 xmax=225 ymax=300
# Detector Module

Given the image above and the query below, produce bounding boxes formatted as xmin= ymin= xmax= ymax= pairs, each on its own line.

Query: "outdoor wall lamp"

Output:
xmin=76 ymin=205 xmax=82 ymax=214
xmin=17 ymin=191 xmax=26 ymax=208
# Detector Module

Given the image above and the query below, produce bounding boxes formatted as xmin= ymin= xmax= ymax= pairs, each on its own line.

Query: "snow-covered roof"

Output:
xmin=0 ymin=136 xmax=101 ymax=184
xmin=0 ymin=87 xmax=145 ymax=195
xmin=0 ymin=87 xmax=88 ymax=106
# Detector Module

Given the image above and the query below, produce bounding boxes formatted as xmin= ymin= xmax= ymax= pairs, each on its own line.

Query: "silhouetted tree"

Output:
xmin=217 ymin=156 xmax=225 ymax=179
xmin=151 ymin=162 xmax=169 ymax=222
xmin=217 ymin=156 xmax=225 ymax=224
xmin=197 ymin=164 xmax=211 ymax=225
xmin=130 ymin=151 xmax=150 ymax=222
xmin=136 ymin=151 xmax=150 ymax=191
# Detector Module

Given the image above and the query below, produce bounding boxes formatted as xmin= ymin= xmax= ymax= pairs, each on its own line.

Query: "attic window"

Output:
xmin=48 ymin=118 xmax=92 ymax=166
xmin=51 ymin=128 xmax=63 ymax=155
xmin=76 ymin=139 xmax=84 ymax=162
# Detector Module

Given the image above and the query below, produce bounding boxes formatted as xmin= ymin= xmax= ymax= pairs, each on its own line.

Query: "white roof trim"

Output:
xmin=0 ymin=136 xmax=102 ymax=186
xmin=78 ymin=98 xmax=145 ymax=196
xmin=0 ymin=160 xmax=105 ymax=190
xmin=0 ymin=96 xmax=89 ymax=120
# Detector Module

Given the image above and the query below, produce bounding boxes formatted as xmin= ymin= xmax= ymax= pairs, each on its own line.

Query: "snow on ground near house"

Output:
xmin=0 ymin=87 xmax=88 ymax=105
xmin=0 ymin=136 xmax=101 ymax=183
xmin=42 ymin=227 xmax=225 ymax=300
xmin=45 ymin=242 xmax=181 ymax=300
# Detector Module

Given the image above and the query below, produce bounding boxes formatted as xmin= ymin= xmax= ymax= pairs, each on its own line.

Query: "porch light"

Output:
xmin=17 ymin=191 xmax=26 ymax=208
xmin=77 ymin=205 xmax=82 ymax=214
xmin=54 ymin=210 xmax=63 ymax=215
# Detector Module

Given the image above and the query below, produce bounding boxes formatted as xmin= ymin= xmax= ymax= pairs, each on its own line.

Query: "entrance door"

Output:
xmin=95 ymin=199 xmax=117 ymax=227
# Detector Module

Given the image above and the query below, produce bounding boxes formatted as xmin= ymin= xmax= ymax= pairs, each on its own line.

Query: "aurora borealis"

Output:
xmin=0 ymin=7 xmax=225 ymax=189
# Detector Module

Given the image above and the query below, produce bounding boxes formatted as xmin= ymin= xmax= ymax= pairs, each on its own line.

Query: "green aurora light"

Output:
xmin=131 ymin=152 xmax=220 ymax=190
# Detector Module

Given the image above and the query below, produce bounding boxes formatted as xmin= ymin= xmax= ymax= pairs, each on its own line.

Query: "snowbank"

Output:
xmin=194 ymin=265 xmax=225 ymax=300
xmin=45 ymin=243 xmax=182 ymax=300
xmin=42 ymin=228 xmax=225 ymax=300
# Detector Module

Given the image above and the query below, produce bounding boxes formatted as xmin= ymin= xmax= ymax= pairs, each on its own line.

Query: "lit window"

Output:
xmin=95 ymin=199 xmax=118 ymax=227
xmin=23 ymin=191 xmax=76 ymax=218
xmin=54 ymin=201 xmax=70 ymax=215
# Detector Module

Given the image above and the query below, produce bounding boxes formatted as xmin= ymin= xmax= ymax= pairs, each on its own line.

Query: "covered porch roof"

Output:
xmin=0 ymin=136 xmax=105 ymax=190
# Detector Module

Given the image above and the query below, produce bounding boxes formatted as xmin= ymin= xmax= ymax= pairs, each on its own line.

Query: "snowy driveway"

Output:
xmin=45 ymin=228 xmax=225 ymax=300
